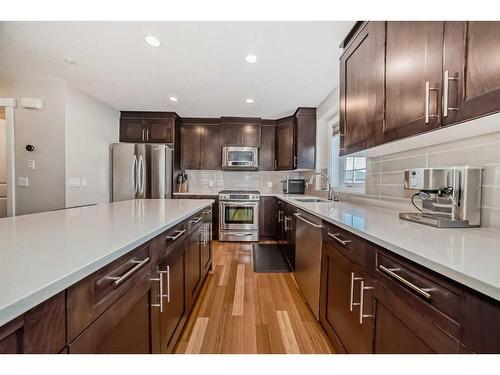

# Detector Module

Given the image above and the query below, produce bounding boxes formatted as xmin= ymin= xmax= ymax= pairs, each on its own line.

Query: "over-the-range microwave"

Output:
xmin=222 ymin=146 xmax=258 ymax=170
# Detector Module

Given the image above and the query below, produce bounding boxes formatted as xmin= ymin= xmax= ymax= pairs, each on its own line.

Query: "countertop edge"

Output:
xmin=274 ymin=195 xmax=500 ymax=302
xmin=0 ymin=200 xmax=214 ymax=328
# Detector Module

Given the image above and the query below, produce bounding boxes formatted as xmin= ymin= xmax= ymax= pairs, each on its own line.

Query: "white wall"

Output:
xmin=65 ymin=84 xmax=119 ymax=208
xmin=315 ymin=87 xmax=339 ymax=172
xmin=0 ymin=79 xmax=67 ymax=215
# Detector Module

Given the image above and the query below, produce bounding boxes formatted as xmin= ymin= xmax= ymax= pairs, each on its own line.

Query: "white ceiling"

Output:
xmin=0 ymin=21 xmax=354 ymax=118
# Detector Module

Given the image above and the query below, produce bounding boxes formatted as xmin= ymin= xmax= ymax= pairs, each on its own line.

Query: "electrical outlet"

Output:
xmin=209 ymin=180 xmax=214 ymax=187
xmin=268 ymin=181 xmax=272 ymax=188
xmin=28 ymin=160 xmax=36 ymax=170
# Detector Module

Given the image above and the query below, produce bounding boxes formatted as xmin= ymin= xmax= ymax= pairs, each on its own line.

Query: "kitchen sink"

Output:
xmin=293 ymin=198 xmax=329 ymax=203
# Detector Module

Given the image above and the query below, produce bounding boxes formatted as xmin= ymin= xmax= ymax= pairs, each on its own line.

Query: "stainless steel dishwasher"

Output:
xmin=294 ymin=209 xmax=322 ymax=319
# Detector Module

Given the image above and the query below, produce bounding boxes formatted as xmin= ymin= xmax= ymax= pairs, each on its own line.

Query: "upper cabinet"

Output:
xmin=443 ymin=22 xmax=500 ymax=125
xmin=275 ymin=116 xmax=295 ymax=170
xmin=220 ymin=117 xmax=261 ymax=147
xmin=339 ymin=21 xmax=500 ymax=155
xmin=120 ymin=112 xmax=179 ymax=144
xmin=180 ymin=119 xmax=221 ymax=170
xmin=340 ymin=22 xmax=385 ymax=155
xmin=384 ymin=22 xmax=444 ymax=143
xmin=260 ymin=121 xmax=276 ymax=171
xmin=276 ymin=108 xmax=316 ymax=170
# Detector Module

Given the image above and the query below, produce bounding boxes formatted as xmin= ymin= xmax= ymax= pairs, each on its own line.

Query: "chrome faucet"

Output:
xmin=307 ymin=172 xmax=339 ymax=201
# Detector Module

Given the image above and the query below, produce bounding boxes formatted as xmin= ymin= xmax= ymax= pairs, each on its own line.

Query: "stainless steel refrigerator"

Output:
xmin=112 ymin=143 xmax=173 ymax=202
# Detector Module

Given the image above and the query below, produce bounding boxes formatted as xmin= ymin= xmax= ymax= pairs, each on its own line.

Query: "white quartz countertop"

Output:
xmin=0 ymin=199 xmax=213 ymax=327
xmin=275 ymin=194 xmax=500 ymax=302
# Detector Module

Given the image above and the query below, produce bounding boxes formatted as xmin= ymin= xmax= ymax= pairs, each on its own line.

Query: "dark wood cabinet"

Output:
xmin=260 ymin=122 xmax=276 ymax=170
xmin=120 ymin=112 xmax=178 ymax=144
xmin=294 ymin=108 xmax=316 ymax=169
xmin=180 ymin=125 xmax=202 ymax=170
xmin=120 ymin=118 xmax=147 ymax=142
xmin=69 ymin=269 xmax=161 ymax=354
xmin=340 ymin=21 xmax=500 ymax=154
xmin=220 ymin=117 xmax=261 ymax=147
xmin=319 ymin=241 xmax=374 ymax=353
xmin=259 ymin=196 xmax=276 ymax=239
xmin=275 ymin=117 xmax=294 ymax=170
xmin=384 ymin=21 xmax=444 ymax=143
xmin=180 ymin=120 xmax=221 ymax=170
xmin=373 ymin=279 xmax=460 ymax=353
xmin=339 ymin=21 xmax=385 ymax=155
xmin=280 ymin=202 xmax=296 ymax=270
xmin=159 ymin=243 xmax=187 ymax=353
xmin=186 ymin=225 xmax=203 ymax=309
xmin=0 ymin=292 xmax=66 ymax=354
xmin=443 ymin=21 xmax=500 ymax=125
xmin=148 ymin=118 xmax=174 ymax=143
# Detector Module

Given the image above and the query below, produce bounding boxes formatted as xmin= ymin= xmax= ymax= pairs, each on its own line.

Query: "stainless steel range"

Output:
xmin=219 ymin=190 xmax=260 ymax=242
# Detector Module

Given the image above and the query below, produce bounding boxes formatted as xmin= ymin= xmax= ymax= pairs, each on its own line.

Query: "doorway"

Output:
xmin=0 ymin=99 xmax=16 ymax=217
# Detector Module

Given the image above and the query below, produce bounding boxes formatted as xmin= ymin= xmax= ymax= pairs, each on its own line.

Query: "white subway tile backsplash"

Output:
xmin=365 ymin=129 xmax=500 ymax=228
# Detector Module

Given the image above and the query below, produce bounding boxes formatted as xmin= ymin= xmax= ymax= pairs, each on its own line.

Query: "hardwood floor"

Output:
xmin=175 ymin=241 xmax=334 ymax=354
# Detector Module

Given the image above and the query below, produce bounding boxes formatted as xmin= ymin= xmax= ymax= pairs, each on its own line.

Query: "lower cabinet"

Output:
xmin=69 ymin=268 xmax=161 ymax=353
xmin=373 ymin=280 xmax=460 ymax=353
xmin=186 ymin=225 xmax=203 ymax=309
xmin=319 ymin=241 xmax=374 ymax=353
xmin=259 ymin=196 xmax=276 ymax=239
xmin=159 ymin=244 xmax=187 ymax=354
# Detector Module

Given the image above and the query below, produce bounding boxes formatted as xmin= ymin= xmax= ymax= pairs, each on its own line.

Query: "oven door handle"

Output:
xmin=220 ymin=202 xmax=258 ymax=207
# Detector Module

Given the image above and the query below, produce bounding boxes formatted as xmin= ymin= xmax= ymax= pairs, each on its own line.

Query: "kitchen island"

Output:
xmin=0 ymin=198 xmax=214 ymax=353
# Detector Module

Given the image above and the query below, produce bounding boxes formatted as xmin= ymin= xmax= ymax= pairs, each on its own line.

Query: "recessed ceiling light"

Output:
xmin=245 ymin=98 xmax=254 ymax=104
xmin=64 ymin=56 xmax=76 ymax=64
xmin=144 ymin=35 xmax=161 ymax=47
xmin=245 ymin=54 xmax=258 ymax=64
xmin=168 ymin=96 xmax=179 ymax=102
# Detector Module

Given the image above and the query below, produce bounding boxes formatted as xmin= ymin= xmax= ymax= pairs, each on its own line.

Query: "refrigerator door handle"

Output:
xmin=140 ymin=155 xmax=146 ymax=195
xmin=132 ymin=155 xmax=138 ymax=194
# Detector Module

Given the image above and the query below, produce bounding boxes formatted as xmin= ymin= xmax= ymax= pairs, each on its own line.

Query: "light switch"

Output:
xmin=268 ymin=181 xmax=273 ymax=188
xmin=68 ymin=177 xmax=81 ymax=187
xmin=18 ymin=177 xmax=29 ymax=187
xmin=28 ymin=160 xmax=36 ymax=170
xmin=209 ymin=180 xmax=214 ymax=187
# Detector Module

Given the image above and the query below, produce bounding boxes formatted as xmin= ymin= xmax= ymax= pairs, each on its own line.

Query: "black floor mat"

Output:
xmin=252 ymin=244 xmax=292 ymax=273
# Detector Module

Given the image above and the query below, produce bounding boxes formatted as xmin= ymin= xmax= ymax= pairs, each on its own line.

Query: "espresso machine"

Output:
xmin=399 ymin=167 xmax=483 ymax=228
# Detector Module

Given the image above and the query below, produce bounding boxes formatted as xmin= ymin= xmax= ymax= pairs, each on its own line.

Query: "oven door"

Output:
xmin=219 ymin=201 xmax=259 ymax=231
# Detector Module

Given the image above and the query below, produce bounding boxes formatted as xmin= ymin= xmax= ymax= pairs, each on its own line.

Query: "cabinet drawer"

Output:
xmin=322 ymin=222 xmax=365 ymax=267
xmin=375 ymin=251 xmax=461 ymax=338
xmin=67 ymin=242 xmax=153 ymax=341
xmin=186 ymin=210 xmax=204 ymax=234
xmin=158 ymin=221 xmax=188 ymax=261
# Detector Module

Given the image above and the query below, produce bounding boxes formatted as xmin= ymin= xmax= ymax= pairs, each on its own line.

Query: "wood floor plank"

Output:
xmin=185 ymin=317 xmax=209 ymax=354
xmin=276 ymin=310 xmax=301 ymax=354
xmin=232 ymin=264 xmax=245 ymax=316
xmin=175 ymin=241 xmax=333 ymax=354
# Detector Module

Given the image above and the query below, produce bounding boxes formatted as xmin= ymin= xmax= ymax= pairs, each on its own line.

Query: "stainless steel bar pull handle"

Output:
xmin=162 ymin=267 xmax=171 ymax=304
xmin=379 ymin=264 xmax=431 ymax=299
xmin=350 ymin=272 xmax=363 ymax=311
xmin=359 ymin=280 xmax=374 ymax=324
xmin=146 ymin=129 xmax=149 ymax=141
xmin=132 ymin=155 xmax=138 ymax=194
xmin=142 ymin=129 xmax=145 ymax=141
xmin=327 ymin=232 xmax=351 ymax=246
xmin=294 ymin=213 xmax=322 ymax=228
xmin=278 ymin=210 xmax=283 ymax=223
xmin=425 ymin=81 xmax=439 ymax=124
xmin=190 ymin=217 xmax=202 ymax=224
xmin=150 ymin=274 xmax=162 ymax=311
xmin=443 ymin=70 xmax=459 ymax=118
xmin=166 ymin=229 xmax=186 ymax=241
xmin=108 ymin=257 xmax=150 ymax=286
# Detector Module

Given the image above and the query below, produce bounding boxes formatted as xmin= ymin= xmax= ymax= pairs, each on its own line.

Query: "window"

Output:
xmin=329 ymin=123 xmax=366 ymax=192
xmin=343 ymin=156 xmax=366 ymax=185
